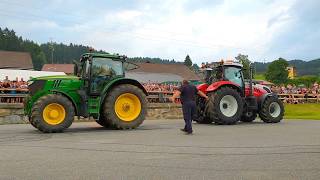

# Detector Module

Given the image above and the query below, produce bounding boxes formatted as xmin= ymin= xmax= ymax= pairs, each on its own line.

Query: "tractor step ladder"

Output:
xmin=88 ymin=97 xmax=100 ymax=114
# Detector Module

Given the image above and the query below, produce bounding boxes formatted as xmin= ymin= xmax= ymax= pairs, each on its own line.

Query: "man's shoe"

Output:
xmin=180 ymin=128 xmax=187 ymax=132
xmin=184 ymin=131 xmax=193 ymax=135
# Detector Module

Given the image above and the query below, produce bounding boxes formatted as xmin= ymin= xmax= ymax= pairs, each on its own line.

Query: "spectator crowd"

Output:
xmin=142 ymin=82 xmax=180 ymax=93
xmin=0 ymin=76 xmax=28 ymax=103
xmin=270 ymin=82 xmax=319 ymax=104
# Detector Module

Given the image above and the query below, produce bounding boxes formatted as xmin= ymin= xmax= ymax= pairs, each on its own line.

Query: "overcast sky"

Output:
xmin=0 ymin=0 xmax=319 ymax=64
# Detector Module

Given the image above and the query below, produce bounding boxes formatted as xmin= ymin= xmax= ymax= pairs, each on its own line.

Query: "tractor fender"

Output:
xmin=257 ymin=93 xmax=278 ymax=109
xmin=206 ymin=81 xmax=241 ymax=93
xmin=197 ymin=83 xmax=209 ymax=93
xmin=50 ymin=90 xmax=79 ymax=115
xmin=100 ymin=78 xmax=147 ymax=106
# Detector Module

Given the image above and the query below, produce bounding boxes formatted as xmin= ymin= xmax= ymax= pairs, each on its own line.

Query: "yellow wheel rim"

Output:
xmin=115 ymin=93 xmax=142 ymax=122
xmin=43 ymin=103 xmax=66 ymax=125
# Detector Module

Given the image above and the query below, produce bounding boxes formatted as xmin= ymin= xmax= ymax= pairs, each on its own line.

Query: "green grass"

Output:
xmin=254 ymin=73 xmax=266 ymax=80
xmin=284 ymin=103 xmax=320 ymax=120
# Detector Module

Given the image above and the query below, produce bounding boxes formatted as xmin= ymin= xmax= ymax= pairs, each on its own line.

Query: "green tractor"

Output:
xmin=24 ymin=52 xmax=148 ymax=133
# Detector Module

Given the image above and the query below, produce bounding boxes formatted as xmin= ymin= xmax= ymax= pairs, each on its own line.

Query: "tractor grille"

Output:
xmin=53 ymin=80 xmax=62 ymax=88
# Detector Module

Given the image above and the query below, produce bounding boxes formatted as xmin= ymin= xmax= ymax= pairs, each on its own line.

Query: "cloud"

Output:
xmin=0 ymin=0 xmax=319 ymax=63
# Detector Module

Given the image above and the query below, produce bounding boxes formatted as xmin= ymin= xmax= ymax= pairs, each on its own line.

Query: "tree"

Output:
xmin=184 ymin=55 xmax=192 ymax=67
xmin=235 ymin=54 xmax=252 ymax=79
xmin=192 ymin=63 xmax=200 ymax=73
xmin=265 ymin=58 xmax=289 ymax=85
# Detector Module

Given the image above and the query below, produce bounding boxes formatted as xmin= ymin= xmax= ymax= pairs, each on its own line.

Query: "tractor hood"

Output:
xmin=31 ymin=75 xmax=79 ymax=81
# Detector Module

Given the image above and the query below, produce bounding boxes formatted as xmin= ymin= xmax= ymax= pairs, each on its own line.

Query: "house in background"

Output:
xmin=42 ymin=64 xmax=74 ymax=75
xmin=0 ymin=50 xmax=33 ymax=70
xmin=126 ymin=62 xmax=200 ymax=83
xmin=287 ymin=66 xmax=297 ymax=79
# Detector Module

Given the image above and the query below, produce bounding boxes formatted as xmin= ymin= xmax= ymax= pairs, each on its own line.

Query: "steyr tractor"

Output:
xmin=195 ymin=60 xmax=284 ymax=125
xmin=24 ymin=52 xmax=147 ymax=133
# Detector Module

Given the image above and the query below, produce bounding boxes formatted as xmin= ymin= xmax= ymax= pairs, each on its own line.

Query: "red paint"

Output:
xmin=197 ymin=83 xmax=209 ymax=93
xmin=245 ymin=86 xmax=267 ymax=97
xmin=206 ymin=81 xmax=240 ymax=93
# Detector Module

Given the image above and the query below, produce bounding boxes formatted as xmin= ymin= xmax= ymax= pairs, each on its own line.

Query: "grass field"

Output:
xmin=284 ymin=103 xmax=320 ymax=120
xmin=255 ymin=73 xmax=266 ymax=80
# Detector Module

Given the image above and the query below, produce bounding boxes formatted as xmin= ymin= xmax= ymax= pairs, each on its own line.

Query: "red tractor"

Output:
xmin=195 ymin=60 xmax=284 ymax=124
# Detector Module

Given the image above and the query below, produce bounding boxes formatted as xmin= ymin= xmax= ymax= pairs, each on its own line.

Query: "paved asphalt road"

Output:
xmin=0 ymin=120 xmax=319 ymax=180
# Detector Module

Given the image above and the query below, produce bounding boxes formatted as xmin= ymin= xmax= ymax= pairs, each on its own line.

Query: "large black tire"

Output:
xmin=95 ymin=109 xmax=112 ymax=128
xmin=30 ymin=94 xmax=75 ymax=133
xmin=205 ymin=87 xmax=243 ymax=125
xmin=103 ymin=84 xmax=147 ymax=129
xmin=240 ymin=111 xmax=257 ymax=122
xmin=259 ymin=96 xmax=284 ymax=123
xmin=195 ymin=96 xmax=213 ymax=124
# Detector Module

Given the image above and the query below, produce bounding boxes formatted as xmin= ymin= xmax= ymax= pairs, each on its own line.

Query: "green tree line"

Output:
xmin=0 ymin=27 xmax=183 ymax=70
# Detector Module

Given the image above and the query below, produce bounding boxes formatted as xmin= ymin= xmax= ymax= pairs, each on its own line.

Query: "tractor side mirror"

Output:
xmin=74 ymin=63 xmax=78 ymax=76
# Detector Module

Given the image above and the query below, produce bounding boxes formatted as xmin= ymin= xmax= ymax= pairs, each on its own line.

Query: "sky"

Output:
xmin=0 ymin=0 xmax=319 ymax=64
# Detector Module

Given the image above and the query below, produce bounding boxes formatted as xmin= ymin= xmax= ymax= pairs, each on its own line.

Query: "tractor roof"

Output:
xmin=207 ymin=60 xmax=243 ymax=68
xmin=222 ymin=61 xmax=243 ymax=67
xmin=81 ymin=52 xmax=125 ymax=59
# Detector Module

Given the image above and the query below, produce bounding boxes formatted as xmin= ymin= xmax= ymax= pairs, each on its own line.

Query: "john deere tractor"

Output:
xmin=195 ymin=60 xmax=284 ymax=125
xmin=24 ymin=52 xmax=147 ymax=133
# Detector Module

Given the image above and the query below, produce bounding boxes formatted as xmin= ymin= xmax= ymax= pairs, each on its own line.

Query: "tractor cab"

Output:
xmin=74 ymin=53 xmax=134 ymax=95
xmin=74 ymin=53 xmax=140 ymax=94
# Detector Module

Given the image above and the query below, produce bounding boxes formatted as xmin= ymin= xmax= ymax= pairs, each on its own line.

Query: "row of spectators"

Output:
xmin=270 ymin=82 xmax=319 ymax=95
xmin=0 ymin=76 xmax=28 ymax=103
xmin=270 ymin=82 xmax=319 ymax=104
xmin=142 ymin=82 xmax=180 ymax=93
xmin=0 ymin=76 xmax=28 ymax=91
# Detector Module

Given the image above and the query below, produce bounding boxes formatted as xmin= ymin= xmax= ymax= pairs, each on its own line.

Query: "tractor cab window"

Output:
xmin=90 ymin=57 xmax=123 ymax=94
xmin=224 ymin=66 xmax=244 ymax=87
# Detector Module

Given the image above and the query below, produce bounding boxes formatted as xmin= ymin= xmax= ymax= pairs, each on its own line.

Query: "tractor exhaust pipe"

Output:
xmin=249 ymin=64 xmax=253 ymax=96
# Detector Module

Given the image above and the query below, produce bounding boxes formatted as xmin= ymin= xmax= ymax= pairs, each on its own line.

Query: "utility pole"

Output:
xmin=50 ymin=37 xmax=54 ymax=64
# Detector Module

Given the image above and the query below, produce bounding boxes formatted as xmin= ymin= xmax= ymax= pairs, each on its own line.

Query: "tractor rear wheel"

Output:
xmin=30 ymin=94 xmax=74 ymax=133
xmin=206 ymin=87 xmax=243 ymax=125
xmin=240 ymin=111 xmax=257 ymax=122
xmin=95 ymin=114 xmax=111 ymax=128
xmin=103 ymin=84 xmax=147 ymax=129
xmin=259 ymin=96 xmax=284 ymax=123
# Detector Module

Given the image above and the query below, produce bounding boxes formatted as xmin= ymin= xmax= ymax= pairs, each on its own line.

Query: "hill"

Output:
xmin=254 ymin=59 xmax=320 ymax=76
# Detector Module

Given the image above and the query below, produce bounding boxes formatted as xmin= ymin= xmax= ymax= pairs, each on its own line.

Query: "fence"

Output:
xmin=0 ymin=91 xmax=319 ymax=104
xmin=278 ymin=94 xmax=320 ymax=103
xmin=0 ymin=91 xmax=179 ymax=104
xmin=0 ymin=88 xmax=28 ymax=103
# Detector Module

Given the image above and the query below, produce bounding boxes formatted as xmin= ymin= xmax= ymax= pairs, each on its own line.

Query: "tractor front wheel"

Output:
xmin=103 ymin=84 xmax=147 ymax=129
xmin=30 ymin=94 xmax=74 ymax=133
xmin=259 ymin=96 xmax=284 ymax=123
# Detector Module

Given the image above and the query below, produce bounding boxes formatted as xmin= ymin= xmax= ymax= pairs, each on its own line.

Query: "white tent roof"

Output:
xmin=0 ymin=69 xmax=66 ymax=81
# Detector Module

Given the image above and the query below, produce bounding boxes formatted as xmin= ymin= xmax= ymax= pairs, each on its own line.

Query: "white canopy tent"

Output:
xmin=0 ymin=69 xmax=66 ymax=81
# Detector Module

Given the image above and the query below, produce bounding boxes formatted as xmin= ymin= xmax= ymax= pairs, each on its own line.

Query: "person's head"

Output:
xmin=182 ymin=80 xmax=189 ymax=85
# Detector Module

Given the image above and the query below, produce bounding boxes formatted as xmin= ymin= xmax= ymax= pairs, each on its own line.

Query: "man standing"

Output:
xmin=170 ymin=80 xmax=208 ymax=135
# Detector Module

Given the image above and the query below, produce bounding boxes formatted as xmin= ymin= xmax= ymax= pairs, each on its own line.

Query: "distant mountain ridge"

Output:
xmin=254 ymin=58 xmax=320 ymax=76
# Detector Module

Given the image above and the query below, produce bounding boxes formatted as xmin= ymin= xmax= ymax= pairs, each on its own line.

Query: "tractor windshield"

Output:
xmin=92 ymin=57 xmax=123 ymax=77
xmin=224 ymin=66 xmax=244 ymax=87
xmin=90 ymin=57 xmax=123 ymax=94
